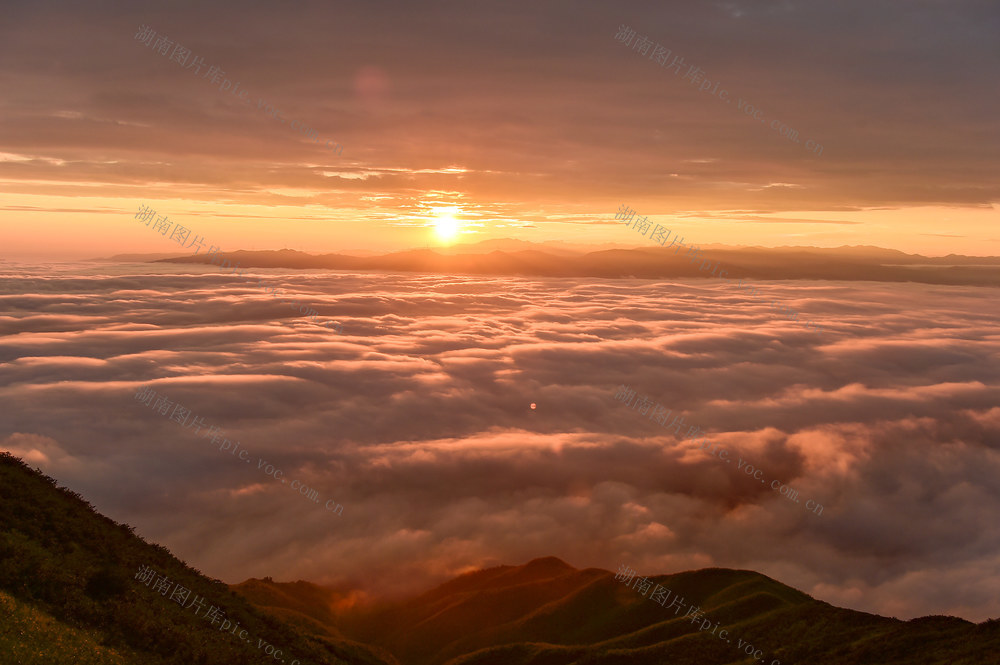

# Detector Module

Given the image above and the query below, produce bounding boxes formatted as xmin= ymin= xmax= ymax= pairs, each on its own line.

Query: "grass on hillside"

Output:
xmin=0 ymin=589 xmax=156 ymax=665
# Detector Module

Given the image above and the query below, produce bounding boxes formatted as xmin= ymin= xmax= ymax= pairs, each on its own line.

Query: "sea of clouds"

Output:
xmin=1 ymin=262 xmax=999 ymax=621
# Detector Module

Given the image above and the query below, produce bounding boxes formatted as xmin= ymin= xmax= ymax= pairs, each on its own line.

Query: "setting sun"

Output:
xmin=433 ymin=206 xmax=461 ymax=242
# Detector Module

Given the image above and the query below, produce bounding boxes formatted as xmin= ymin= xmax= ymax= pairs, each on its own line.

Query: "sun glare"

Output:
xmin=433 ymin=206 xmax=461 ymax=242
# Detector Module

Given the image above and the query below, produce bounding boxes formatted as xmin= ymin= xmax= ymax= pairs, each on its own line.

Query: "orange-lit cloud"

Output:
xmin=2 ymin=265 xmax=1000 ymax=621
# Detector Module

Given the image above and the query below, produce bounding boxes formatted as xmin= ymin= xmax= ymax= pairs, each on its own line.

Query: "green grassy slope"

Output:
xmin=232 ymin=578 xmax=347 ymax=637
xmin=0 ymin=589 xmax=151 ymax=665
xmin=328 ymin=558 xmax=1000 ymax=665
xmin=0 ymin=452 xmax=394 ymax=665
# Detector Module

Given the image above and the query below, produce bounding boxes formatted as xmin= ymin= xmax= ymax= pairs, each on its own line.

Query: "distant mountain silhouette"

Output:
xmin=155 ymin=243 xmax=1000 ymax=286
xmin=90 ymin=252 xmax=197 ymax=262
xmin=432 ymin=239 xmax=587 ymax=257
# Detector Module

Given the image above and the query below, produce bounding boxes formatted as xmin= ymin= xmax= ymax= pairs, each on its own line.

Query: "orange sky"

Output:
xmin=1 ymin=0 xmax=998 ymax=260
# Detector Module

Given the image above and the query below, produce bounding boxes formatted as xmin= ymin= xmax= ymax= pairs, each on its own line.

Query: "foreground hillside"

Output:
xmin=5 ymin=449 xmax=1000 ymax=665
xmin=0 ymin=452 xmax=396 ymax=665
xmin=0 ymin=589 xmax=143 ymax=665
xmin=244 ymin=559 xmax=1000 ymax=665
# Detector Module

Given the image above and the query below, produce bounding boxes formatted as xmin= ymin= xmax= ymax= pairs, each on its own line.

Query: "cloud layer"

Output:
xmin=2 ymin=262 xmax=999 ymax=621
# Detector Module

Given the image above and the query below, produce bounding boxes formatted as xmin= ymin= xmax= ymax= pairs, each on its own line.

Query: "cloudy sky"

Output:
xmin=1 ymin=0 xmax=999 ymax=260
xmin=2 ymin=263 xmax=1000 ymax=622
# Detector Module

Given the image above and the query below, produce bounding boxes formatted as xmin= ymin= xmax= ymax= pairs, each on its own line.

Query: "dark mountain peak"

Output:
xmin=419 ymin=557 xmax=576 ymax=600
xmin=503 ymin=556 xmax=576 ymax=583
xmin=523 ymin=556 xmax=574 ymax=572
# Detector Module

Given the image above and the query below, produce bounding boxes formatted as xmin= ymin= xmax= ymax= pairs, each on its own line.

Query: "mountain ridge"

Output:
xmin=151 ymin=243 xmax=1000 ymax=286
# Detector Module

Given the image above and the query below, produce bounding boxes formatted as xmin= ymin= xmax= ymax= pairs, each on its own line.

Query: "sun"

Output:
xmin=433 ymin=207 xmax=462 ymax=242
